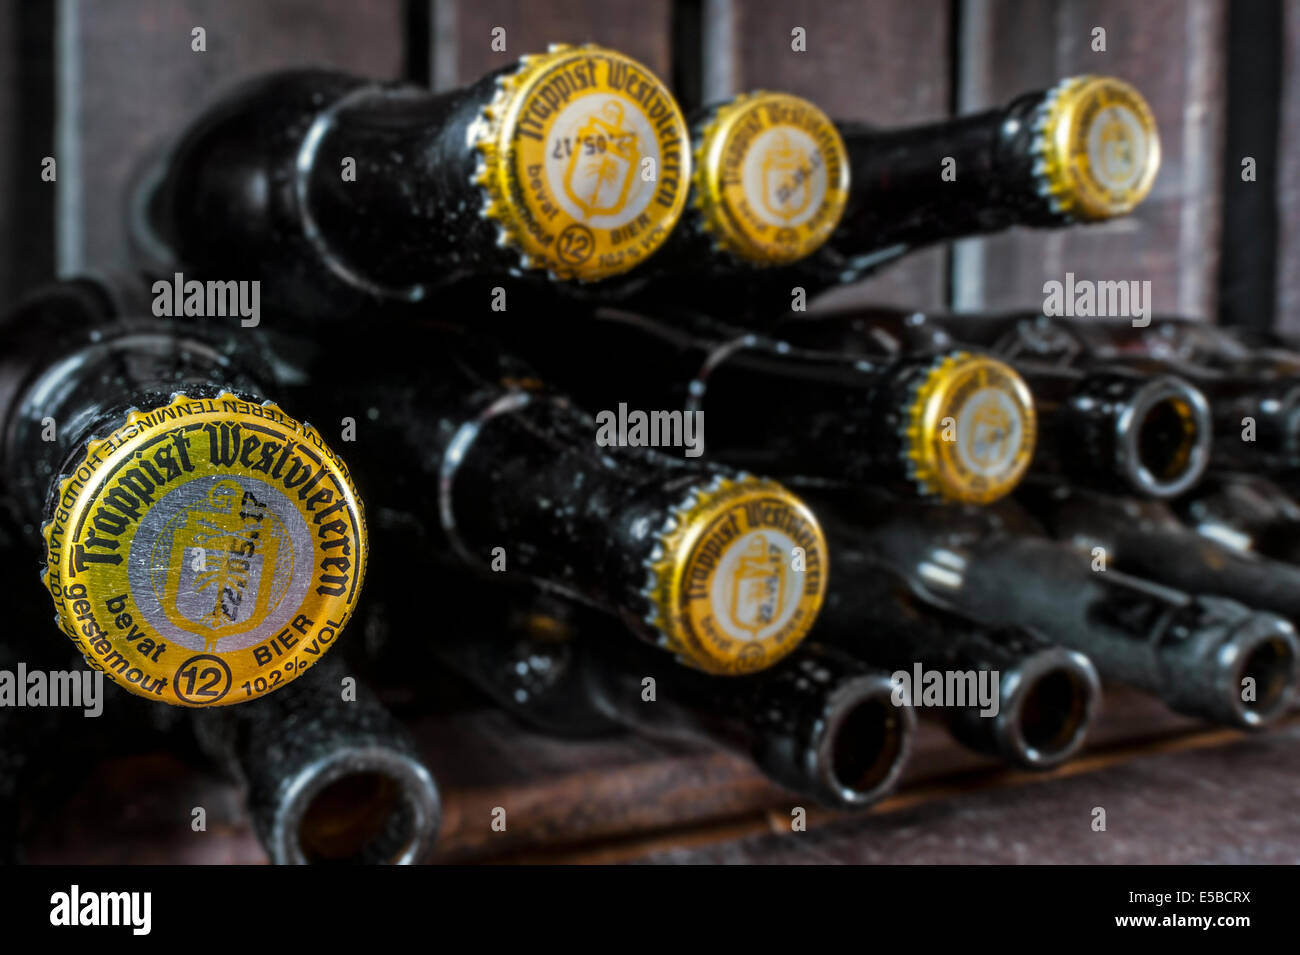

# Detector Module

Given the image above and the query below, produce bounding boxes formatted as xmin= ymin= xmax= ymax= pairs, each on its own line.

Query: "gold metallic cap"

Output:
xmin=1033 ymin=75 xmax=1161 ymax=221
xmin=41 ymin=392 xmax=367 ymax=707
xmin=641 ymin=474 xmax=827 ymax=675
xmin=693 ymin=91 xmax=850 ymax=265
xmin=903 ymin=352 xmax=1037 ymax=504
xmin=473 ymin=44 xmax=691 ymax=281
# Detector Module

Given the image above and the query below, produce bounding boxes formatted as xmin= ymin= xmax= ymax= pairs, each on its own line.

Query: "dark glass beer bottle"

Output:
xmin=814 ymin=539 xmax=1099 ymax=770
xmin=1021 ymin=483 xmax=1300 ymax=649
xmin=766 ymin=307 xmax=1213 ymax=498
xmin=191 ymin=653 xmax=440 ymax=864
xmin=139 ymin=69 xmax=1157 ymax=327
xmin=1174 ymin=474 xmax=1300 ymax=565
xmin=626 ymin=74 xmax=1160 ymax=319
xmin=312 ymin=324 xmax=828 ymax=676
xmin=497 ymin=307 xmax=1037 ymax=504
xmin=902 ymin=310 xmax=1300 ymax=478
xmin=0 ymin=276 xmax=367 ymax=707
xmin=138 ymin=46 xmax=691 ymax=319
xmin=416 ymin=577 xmax=912 ymax=810
xmin=827 ymin=493 xmax=1298 ymax=730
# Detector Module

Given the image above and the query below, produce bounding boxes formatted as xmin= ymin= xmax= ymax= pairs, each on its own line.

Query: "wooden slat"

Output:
xmin=703 ymin=0 xmax=953 ymax=312
xmin=0 ymin=0 xmax=56 ymax=306
xmin=430 ymin=0 xmax=674 ymax=90
xmin=56 ymin=0 xmax=407 ymax=277
xmin=0 ymin=0 xmax=22 ymax=304
xmin=629 ymin=722 xmax=1300 ymax=864
xmin=23 ymin=684 xmax=1230 ymax=864
xmin=952 ymin=0 xmax=1227 ymax=320
xmin=1276 ymin=0 xmax=1300 ymax=336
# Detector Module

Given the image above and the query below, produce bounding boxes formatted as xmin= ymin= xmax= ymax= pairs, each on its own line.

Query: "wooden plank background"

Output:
xmin=53 ymin=0 xmax=407 ymax=278
xmin=0 ymin=1 xmax=55 ymax=309
xmin=429 ymin=0 xmax=674 ymax=89
xmin=952 ymin=0 xmax=1227 ymax=319
xmin=707 ymin=0 xmax=953 ymax=311
xmin=1278 ymin=0 xmax=1300 ymax=335
xmin=26 ymin=687 xmax=1284 ymax=864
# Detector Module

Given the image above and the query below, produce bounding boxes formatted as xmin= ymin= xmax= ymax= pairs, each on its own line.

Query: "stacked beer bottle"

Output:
xmin=1 ymin=43 xmax=1295 ymax=864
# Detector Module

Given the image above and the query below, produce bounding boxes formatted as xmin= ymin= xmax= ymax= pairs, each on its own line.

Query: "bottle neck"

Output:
xmin=851 ymin=500 xmax=1155 ymax=654
xmin=198 ymin=653 xmax=439 ymax=865
xmin=503 ymin=309 xmax=918 ymax=490
xmin=828 ymin=92 xmax=1055 ymax=267
xmin=152 ymin=69 xmax=507 ymax=317
xmin=3 ymin=318 xmax=258 ymax=530
xmin=439 ymin=385 xmax=711 ymax=621
xmin=1210 ymin=381 xmax=1300 ymax=473
xmin=300 ymin=71 xmax=507 ymax=297
xmin=957 ymin=494 xmax=1299 ymax=726
xmin=583 ymin=635 xmax=910 ymax=809
xmin=1033 ymin=489 xmax=1300 ymax=622
xmin=1178 ymin=477 xmax=1300 ymax=563
xmin=818 ymin=542 xmax=1097 ymax=769
xmin=687 ymin=339 xmax=917 ymax=486
xmin=1017 ymin=364 xmax=1212 ymax=498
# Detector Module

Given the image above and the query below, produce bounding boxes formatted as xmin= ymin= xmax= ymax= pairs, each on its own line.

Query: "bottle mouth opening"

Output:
xmin=277 ymin=748 xmax=440 ymax=865
xmin=822 ymin=681 xmax=914 ymax=807
xmin=1229 ymin=633 xmax=1299 ymax=728
xmin=1122 ymin=378 xmax=1211 ymax=497
xmin=1002 ymin=653 xmax=1099 ymax=769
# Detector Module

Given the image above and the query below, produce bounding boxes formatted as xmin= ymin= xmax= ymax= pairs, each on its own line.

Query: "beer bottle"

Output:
xmin=763 ymin=307 xmax=1212 ymax=498
xmin=835 ymin=493 xmax=1299 ymax=730
xmin=1021 ymin=484 xmax=1300 ymax=647
xmin=0 ymin=277 xmax=368 ymax=707
xmin=1015 ymin=361 xmax=1211 ymax=498
xmin=319 ymin=326 xmax=828 ymax=676
xmin=497 ymin=307 xmax=1037 ymax=504
xmin=424 ymin=580 xmax=912 ymax=810
xmin=1174 ymin=474 xmax=1300 ymax=565
xmin=823 ymin=76 xmax=1159 ymax=278
xmin=191 ymin=653 xmax=440 ymax=864
xmin=583 ymin=632 xmax=913 ymax=810
xmin=989 ymin=311 xmax=1300 ymax=378
xmin=559 ymin=91 xmax=851 ymax=308
xmin=815 ymin=539 xmax=1099 ymax=770
xmin=928 ymin=311 xmax=1300 ymax=478
xmin=638 ymin=75 xmax=1158 ymax=319
xmin=1059 ymin=319 xmax=1300 ymax=478
xmin=1094 ymin=359 xmax=1300 ymax=478
xmin=138 ymin=46 xmax=692 ymax=319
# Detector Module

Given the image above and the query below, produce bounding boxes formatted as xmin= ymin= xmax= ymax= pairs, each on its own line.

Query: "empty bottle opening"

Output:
xmin=297 ymin=770 xmax=419 ymax=865
xmin=1017 ymin=667 xmax=1091 ymax=759
xmin=830 ymin=698 xmax=907 ymax=797
xmin=1237 ymin=636 xmax=1297 ymax=721
xmin=1137 ymin=396 xmax=1199 ymax=483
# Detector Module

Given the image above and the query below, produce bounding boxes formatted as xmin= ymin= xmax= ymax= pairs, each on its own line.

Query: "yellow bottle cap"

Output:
xmin=474 ymin=44 xmax=691 ymax=281
xmin=1035 ymin=75 xmax=1161 ymax=220
xmin=41 ymin=392 xmax=367 ymax=707
xmin=904 ymin=353 xmax=1037 ymax=504
xmin=693 ymin=91 xmax=849 ymax=265
xmin=642 ymin=475 xmax=827 ymax=675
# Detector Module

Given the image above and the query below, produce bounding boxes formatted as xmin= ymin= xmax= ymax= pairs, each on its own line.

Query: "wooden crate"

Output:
xmin=3 ymin=0 xmax=1292 ymax=863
